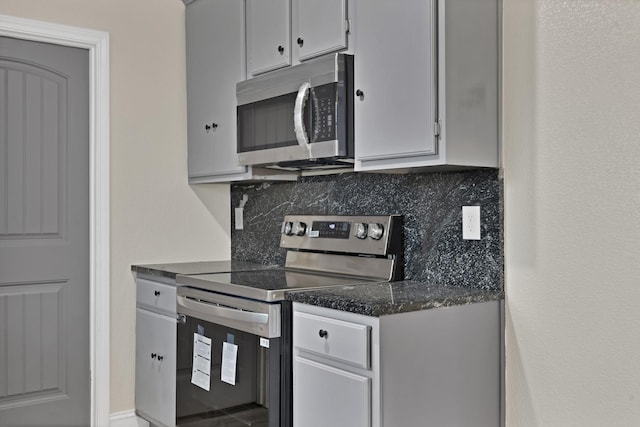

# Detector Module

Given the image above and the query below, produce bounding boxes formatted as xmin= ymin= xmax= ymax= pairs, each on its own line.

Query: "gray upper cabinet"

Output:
xmin=353 ymin=0 xmax=499 ymax=172
xmin=295 ymin=0 xmax=349 ymax=62
xmin=246 ymin=0 xmax=349 ymax=77
xmin=185 ymin=0 xmax=252 ymax=183
xmin=246 ymin=0 xmax=292 ymax=76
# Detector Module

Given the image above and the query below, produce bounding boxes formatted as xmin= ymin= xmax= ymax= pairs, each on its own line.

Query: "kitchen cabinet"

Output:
xmin=185 ymin=0 xmax=250 ymax=182
xmin=245 ymin=0 xmax=291 ymax=76
xmin=292 ymin=300 xmax=501 ymax=427
xmin=135 ymin=276 xmax=177 ymax=427
xmin=293 ymin=309 xmax=372 ymax=427
xmin=246 ymin=0 xmax=349 ymax=77
xmin=295 ymin=357 xmax=371 ymax=427
xmin=295 ymin=0 xmax=348 ymax=62
xmin=353 ymin=0 xmax=499 ymax=172
xmin=186 ymin=0 xmax=295 ymax=183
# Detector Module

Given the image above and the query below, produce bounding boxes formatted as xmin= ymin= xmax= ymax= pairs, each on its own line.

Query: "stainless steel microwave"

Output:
xmin=236 ymin=54 xmax=354 ymax=170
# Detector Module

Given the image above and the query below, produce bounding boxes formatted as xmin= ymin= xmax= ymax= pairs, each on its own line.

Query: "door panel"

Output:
xmin=0 ymin=36 xmax=90 ymax=426
xmin=0 ymin=282 xmax=66 ymax=400
xmin=0 ymin=64 xmax=64 ymax=238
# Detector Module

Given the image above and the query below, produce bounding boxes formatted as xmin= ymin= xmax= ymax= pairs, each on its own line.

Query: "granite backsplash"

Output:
xmin=231 ymin=169 xmax=503 ymax=291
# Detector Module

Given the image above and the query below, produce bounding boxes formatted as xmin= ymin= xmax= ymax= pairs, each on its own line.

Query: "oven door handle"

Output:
xmin=177 ymin=295 xmax=269 ymax=325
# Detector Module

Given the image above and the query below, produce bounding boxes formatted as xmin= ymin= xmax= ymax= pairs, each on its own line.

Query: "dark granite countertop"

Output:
xmin=131 ymin=260 xmax=277 ymax=280
xmin=286 ymin=280 xmax=504 ymax=317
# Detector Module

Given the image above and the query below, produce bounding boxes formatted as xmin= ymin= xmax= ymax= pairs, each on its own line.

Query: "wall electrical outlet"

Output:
xmin=462 ymin=206 xmax=481 ymax=240
xmin=234 ymin=207 xmax=244 ymax=230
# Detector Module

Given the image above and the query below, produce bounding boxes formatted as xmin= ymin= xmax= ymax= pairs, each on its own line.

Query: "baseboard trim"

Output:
xmin=110 ymin=410 xmax=149 ymax=427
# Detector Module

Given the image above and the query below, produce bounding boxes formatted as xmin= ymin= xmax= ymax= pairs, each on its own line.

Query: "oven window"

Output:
xmin=176 ymin=315 xmax=280 ymax=427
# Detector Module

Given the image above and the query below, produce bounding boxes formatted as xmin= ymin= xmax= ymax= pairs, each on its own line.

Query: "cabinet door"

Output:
xmin=246 ymin=0 xmax=291 ymax=76
xmin=186 ymin=0 xmax=250 ymax=181
xmin=354 ymin=0 xmax=438 ymax=169
xmin=295 ymin=0 xmax=348 ymax=62
xmin=293 ymin=356 xmax=371 ymax=427
xmin=135 ymin=309 xmax=176 ymax=427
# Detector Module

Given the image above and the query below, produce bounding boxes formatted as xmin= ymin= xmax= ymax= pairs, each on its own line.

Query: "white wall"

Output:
xmin=0 ymin=0 xmax=231 ymax=414
xmin=503 ymin=0 xmax=640 ymax=425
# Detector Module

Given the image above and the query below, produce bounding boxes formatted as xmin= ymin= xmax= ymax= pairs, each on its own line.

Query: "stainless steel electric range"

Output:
xmin=174 ymin=214 xmax=402 ymax=427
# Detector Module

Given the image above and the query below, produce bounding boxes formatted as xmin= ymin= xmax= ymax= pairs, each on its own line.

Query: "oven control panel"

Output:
xmin=280 ymin=215 xmax=401 ymax=256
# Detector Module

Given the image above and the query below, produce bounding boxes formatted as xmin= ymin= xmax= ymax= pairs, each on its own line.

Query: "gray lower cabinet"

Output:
xmin=353 ymin=0 xmax=499 ymax=172
xmin=294 ymin=358 xmax=371 ymax=427
xmin=135 ymin=277 xmax=177 ymax=427
xmin=292 ymin=301 xmax=501 ymax=427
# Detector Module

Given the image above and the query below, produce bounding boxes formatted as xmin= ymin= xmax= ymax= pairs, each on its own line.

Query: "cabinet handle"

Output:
xmin=297 ymin=37 xmax=304 ymax=47
xmin=154 ymin=290 xmax=160 ymax=296
xmin=318 ymin=329 xmax=328 ymax=338
xmin=277 ymin=45 xmax=284 ymax=54
xmin=151 ymin=353 xmax=157 ymax=359
xmin=355 ymin=89 xmax=364 ymax=98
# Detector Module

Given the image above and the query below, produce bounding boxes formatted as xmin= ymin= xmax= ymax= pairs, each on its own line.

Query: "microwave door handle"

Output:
xmin=293 ymin=82 xmax=312 ymax=153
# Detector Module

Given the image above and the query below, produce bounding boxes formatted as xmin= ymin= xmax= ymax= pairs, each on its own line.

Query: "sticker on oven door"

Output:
xmin=191 ymin=333 xmax=212 ymax=391
xmin=221 ymin=342 xmax=238 ymax=386
xmin=259 ymin=337 xmax=270 ymax=348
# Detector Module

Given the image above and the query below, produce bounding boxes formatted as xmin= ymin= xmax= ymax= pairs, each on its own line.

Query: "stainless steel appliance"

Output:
xmin=174 ymin=215 xmax=402 ymax=427
xmin=236 ymin=54 xmax=354 ymax=170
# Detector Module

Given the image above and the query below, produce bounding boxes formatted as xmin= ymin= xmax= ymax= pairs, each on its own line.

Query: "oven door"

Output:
xmin=176 ymin=287 xmax=284 ymax=427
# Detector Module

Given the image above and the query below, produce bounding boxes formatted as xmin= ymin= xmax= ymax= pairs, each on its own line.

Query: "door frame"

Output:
xmin=0 ymin=14 xmax=110 ymax=427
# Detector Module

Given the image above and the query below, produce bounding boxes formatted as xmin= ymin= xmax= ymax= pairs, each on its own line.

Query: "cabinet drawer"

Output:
xmin=136 ymin=278 xmax=176 ymax=316
xmin=294 ymin=311 xmax=370 ymax=369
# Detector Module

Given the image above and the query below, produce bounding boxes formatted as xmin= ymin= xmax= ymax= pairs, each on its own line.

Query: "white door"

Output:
xmin=0 ymin=36 xmax=90 ymax=426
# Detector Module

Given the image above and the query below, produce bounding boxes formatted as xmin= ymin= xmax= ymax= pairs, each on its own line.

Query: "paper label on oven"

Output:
xmin=259 ymin=337 xmax=270 ymax=348
xmin=191 ymin=333 xmax=212 ymax=391
xmin=221 ymin=342 xmax=238 ymax=386
xmin=309 ymin=230 xmax=319 ymax=238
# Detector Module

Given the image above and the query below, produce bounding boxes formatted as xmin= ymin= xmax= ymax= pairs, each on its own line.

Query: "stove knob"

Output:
xmin=368 ymin=223 xmax=384 ymax=240
xmin=354 ymin=222 xmax=368 ymax=239
xmin=293 ymin=221 xmax=307 ymax=236
xmin=282 ymin=221 xmax=294 ymax=236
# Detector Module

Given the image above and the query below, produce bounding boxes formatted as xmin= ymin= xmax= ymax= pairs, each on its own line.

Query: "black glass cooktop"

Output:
xmin=176 ymin=268 xmax=374 ymax=302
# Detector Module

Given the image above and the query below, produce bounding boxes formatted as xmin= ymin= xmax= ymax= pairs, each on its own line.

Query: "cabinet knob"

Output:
xmin=151 ymin=353 xmax=157 ymax=359
xmin=154 ymin=290 xmax=160 ymax=296
xmin=204 ymin=123 xmax=218 ymax=132
xmin=277 ymin=45 xmax=284 ymax=54
xmin=355 ymin=89 xmax=364 ymax=98
xmin=318 ymin=329 xmax=328 ymax=338
xmin=157 ymin=355 xmax=164 ymax=361
xmin=297 ymin=37 xmax=304 ymax=47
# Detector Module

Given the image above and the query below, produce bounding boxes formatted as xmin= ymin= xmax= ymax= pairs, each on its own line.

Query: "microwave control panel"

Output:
xmin=310 ymin=83 xmax=337 ymax=142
